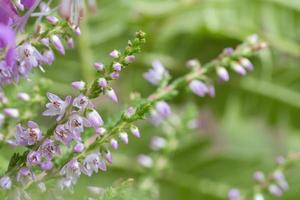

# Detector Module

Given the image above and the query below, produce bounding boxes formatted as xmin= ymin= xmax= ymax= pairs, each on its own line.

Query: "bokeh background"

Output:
xmin=10 ymin=0 xmax=300 ymax=199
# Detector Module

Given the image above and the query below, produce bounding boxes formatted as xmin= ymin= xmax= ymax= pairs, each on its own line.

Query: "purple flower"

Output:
xmin=228 ymin=188 xmax=240 ymax=200
xmin=39 ymin=139 xmax=60 ymax=160
xmin=74 ymin=142 xmax=84 ymax=153
xmin=51 ymin=35 xmax=65 ymax=55
xmin=110 ymin=139 xmax=118 ymax=150
xmin=273 ymin=170 xmax=289 ymax=191
xmin=105 ymin=151 xmax=113 ymax=164
xmin=110 ymin=72 xmax=120 ymax=79
xmin=65 ymin=113 xmax=85 ymax=136
xmin=119 ymin=132 xmax=128 ymax=144
xmin=0 ymin=176 xmax=11 ymax=189
xmin=253 ymin=171 xmax=265 ymax=183
xmin=0 ymin=24 xmax=16 ymax=66
xmin=21 ymin=0 xmax=36 ymax=9
xmin=85 ymin=109 xmax=103 ymax=128
xmin=130 ymin=126 xmax=140 ymax=138
xmin=107 ymin=88 xmax=118 ymax=103
xmin=81 ymin=152 xmax=106 ymax=176
xmin=113 ymin=62 xmax=122 ymax=72
xmin=46 ymin=16 xmax=59 ymax=25
xmin=216 ymin=67 xmax=229 ymax=82
xmin=155 ymin=101 xmax=171 ymax=118
xmin=54 ymin=124 xmax=74 ymax=146
xmin=15 ymin=121 xmax=42 ymax=146
xmin=109 ymin=50 xmax=120 ymax=58
xmin=71 ymin=81 xmax=86 ymax=91
xmin=72 ymin=94 xmax=93 ymax=111
xmin=0 ymin=61 xmax=17 ymax=86
xmin=17 ymin=92 xmax=30 ymax=101
xmin=268 ymin=184 xmax=283 ymax=197
xmin=60 ymin=159 xmax=81 ymax=184
xmin=16 ymin=167 xmax=35 ymax=185
xmin=43 ymin=92 xmax=71 ymax=121
xmin=240 ymin=58 xmax=253 ymax=71
xmin=42 ymin=50 xmax=55 ymax=65
xmin=40 ymin=38 xmax=49 ymax=46
xmin=150 ymin=136 xmax=166 ymax=151
xmin=3 ymin=108 xmax=19 ymax=118
xmin=207 ymin=85 xmax=215 ymax=97
xmin=137 ymin=154 xmax=153 ymax=168
xmin=27 ymin=151 xmax=41 ymax=166
xmin=98 ymin=78 xmax=107 ymax=88
xmin=59 ymin=0 xmax=83 ymax=26
xmin=143 ymin=60 xmax=169 ymax=85
xmin=0 ymin=0 xmax=19 ymax=26
xmin=67 ymin=37 xmax=75 ymax=49
xmin=189 ymin=80 xmax=208 ymax=97
xmin=94 ymin=62 xmax=104 ymax=71
xmin=124 ymin=55 xmax=135 ymax=63
xmin=40 ymin=161 xmax=53 ymax=171
xmin=231 ymin=63 xmax=246 ymax=76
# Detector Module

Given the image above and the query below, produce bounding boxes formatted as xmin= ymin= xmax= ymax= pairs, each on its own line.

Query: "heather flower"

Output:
xmin=216 ymin=67 xmax=229 ymax=82
xmin=85 ymin=109 xmax=104 ymax=128
xmin=72 ymin=94 xmax=93 ymax=111
xmin=189 ymin=80 xmax=208 ymax=97
xmin=240 ymin=58 xmax=253 ymax=71
xmin=95 ymin=127 xmax=106 ymax=135
xmin=155 ymin=101 xmax=171 ymax=117
xmin=81 ymin=152 xmax=106 ymax=176
xmin=21 ymin=0 xmax=36 ymax=9
xmin=273 ymin=170 xmax=289 ymax=191
xmin=124 ymin=55 xmax=135 ymax=63
xmin=0 ymin=24 xmax=16 ymax=66
xmin=98 ymin=78 xmax=107 ymax=88
xmin=268 ymin=184 xmax=283 ymax=197
xmin=105 ymin=151 xmax=113 ymax=164
xmin=137 ymin=154 xmax=153 ymax=168
xmin=0 ymin=61 xmax=17 ymax=86
xmin=119 ymin=132 xmax=128 ymax=144
xmin=124 ymin=106 xmax=136 ymax=118
xmin=107 ymin=88 xmax=118 ymax=103
xmin=42 ymin=50 xmax=55 ymax=65
xmin=66 ymin=113 xmax=85 ymax=136
xmin=40 ymin=38 xmax=50 ymax=46
xmin=16 ymin=43 xmax=43 ymax=75
xmin=207 ymin=85 xmax=215 ymax=97
xmin=0 ymin=1 xmax=20 ymax=26
xmin=59 ymin=0 xmax=84 ymax=26
xmin=43 ymin=92 xmax=71 ymax=121
xmin=67 ymin=37 xmax=75 ymax=49
xmin=0 ymin=176 xmax=11 ymax=190
xmin=51 ymin=35 xmax=65 ymax=55
xmin=227 ymin=188 xmax=240 ymax=200
xmin=94 ymin=62 xmax=104 ymax=70
xmin=3 ymin=108 xmax=19 ymax=118
xmin=113 ymin=62 xmax=122 ymax=72
xmin=186 ymin=59 xmax=200 ymax=69
xmin=130 ymin=126 xmax=140 ymax=138
xmin=231 ymin=62 xmax=246 ymax=76
xmin=72 ymin=81 xmax=86 ymax=91
xmin=15 ymin=121 xmax=42 ymax=146
xmin=37 ymin=182 xmax=46 ymax=193
xmin=110 ymin=139 xmax=118 ymax=149
xmin=144 ymin=60 xmax=169 ymax=85
xmin=74 ymin=142 xmax=84 ymax=153
xmin=40 ymin=161 xmax=54 ymax=171
xmin=54 ymin=124 xmax=74 ymax=146
xmin=27 ymin=151 xmax=41 ymax=166
xmin=150 ymin=136 xmax=166 ymax=151
xmin=17 ymin=92 xmax=30 ymax=101
xmin=109 ymin=50 xmax=120 ymax=58
xmin=60 ymin=159 xmax=81 ymax=184
xmin=46 ymin=16 xmax=59 ymax=25
xmin=253 ymin=171 xmax=265 ymax=183
xmin=39 ymin=139 xmax=61 ymax=160
xmin=16 ymin=167 xmax=35 ymax=185
xmin=58 ymin=177 xmax=73 ymax=190
xmin=110 ymin=72 xmax=120 ymax=79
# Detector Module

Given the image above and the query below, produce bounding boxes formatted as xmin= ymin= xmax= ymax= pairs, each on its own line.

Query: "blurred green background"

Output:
xmin=26 ymin=0 xmax=300 ymax=199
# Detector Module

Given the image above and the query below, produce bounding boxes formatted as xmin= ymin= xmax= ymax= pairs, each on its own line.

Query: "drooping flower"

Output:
xmin=81 ymin=152 xmax=106 ymax=176
xmin=51 ymin=35 xmax=65 ymax=55
xmin=60 ymin=159 xmax=81 ymax=183
xmin=130 ymin=126 xmax=140 ymax=138
xmin=85 ymin=109 xmax=103 ymax=128
xmin=119 ymin=132 xmax=128 ymax=144
xmin=216 ymin=67 xmax=229 ymax=82
xmin=16 ymin=167 xmax=35 ymax=185
xmin=107 ymin=88 xmax=118 ymax=103
xmin=54 ymin=124 xmax=74 ymax=146
xmin=0 ymin=176 xmax=12 ymax=190
xmin=39 ymin=139 xmax=61 ymax=160
xmin=189 ymin=80 xmax=209 ymax=97
xmin=15 ymin=121 xmax=42 ymax=146
xmin=65 ymin=113 xmax=85 ymax=136
xmin=27 ymin=151 xmax=41 ymax=166
xmin=43 ymin=92 xmax=71 ymax=121
xmin=231 ymin=62 xmax=246 ymax=76
xmin=71 ymin=81 xmax=86 ymax=91
xmin=143 ymin=60 xmax=169 ymax=85
xmin=3 ymin=108 xmax=19 ymax=118
xmin=110 ymin=139 xmax=118 ymax=150
xmin=17 ymin=92 xmax=30 ymax=101
xmin=72 ymin=94 xmax=93 ymax=111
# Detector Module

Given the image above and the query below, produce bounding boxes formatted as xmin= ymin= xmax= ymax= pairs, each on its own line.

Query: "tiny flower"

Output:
xmin=273 ymin=170 xmax=289 ymax=191
xmin=119 ymin=132 xmax=128 ymax=144
xmin=240 ymin=58 xmax=253 ymax=71
xmin=66 ymin=113 xmax=85 ymax=135
xmin=43 ymin=92 xmax=71 ymax=121
xmin=143 ymin=60 xmax=169 ymax=85
xmin=71 ymin=81 xmax=86 ymax=91
xmin=124 ymin=55 xmax=135 ymax=63
xmin=231 ymin=63 xmax=246 ymax=76
xmin=40 ymin=161 xmax=53 ymax=171
xmin=110 ymin=72 xmax=120 ymax=79
xmin=223 ymin=47 xmax=234 ymax=55
xmin=39 ymin=139 xmax=60 ymax=160
xmin=95 ymin=127 xmax=106 ymax=135
xmin=27 ymin=151 xmax=41 ymax=166
xmin=208 ymin=85 xmax=215 ymax=97
xmin=109 ymin=50 xmax=120 ymax=58
xmin=268 ymin=184 xmax=283 ymax=197
xmin=54 ymin=124 xmax=73 ymax=146
xmin=42 ymin=50 xmax=55 ymax=65
xmin=105 ymin=151 xmax=113 ymax=164
xmin=67 ymin=37 xmax=75 ymax=49
xmin=113 ymin=62 xmax=122 ymax=72
xmin=0 ymin=176 xmax=11 ymax=190
xmin=130 ymin=126 xmax=140 ymax=138
xmin=86 ymin=109 xmax=104 ymax=128
xmin=155 ymin=101 xmax=171 ymax=118
xmin=4 ymin=108 xmax=19 ymax=118
xmin=74 ymin=142 xmax=84 ymax=153
xmin=81 ymin=153 xmax=105 ymax=176
xmin=72 ymin=94 xmax=93 ymax=111
xmin=16 ymin=167 xmax=35 ymax=185
xmin=60 ymin=159 xmax=81 ymax=183
xmin=227 ymin=188 xmax=240 ymax=200
xmin=51 ymin=35 xmax=65 ymax=55
xmin=16 ymin=121 xmax=42 ymax=146
xmin=110 ymin=139 xmax=118 ymax=149
xmin=124 ymin=107 xmax=135 ymax=118
xmin=17 ymin=92 xmax=30 ymax=101
xmin=94 ymin=62 xmax=104 ymax=71
xmin=40 ymin=38 xmax=49 ymax=46
xmin=189 ymin=80 xmax=208 ymax=97
xmin=137 ymin=154 xmax=153 ymax=168
xmin=98 ymin=78 xmax=107 ymax=88
xmin=107 ymin=88 xmax=118 ymax=103
xmin=150 ymin=136 xmax=166 ymax=151
xmin=46 ymin=16 xmax=59 ymax=25
xmin=21 ymin=0 xmax=36 ymax=9
xmin=75 ymin=27 xmax=81 ymax=36
xmin=216 ymin=67 xmax=229 ymax=82
xmin=253 ymin=171 xmax=265 ymax=183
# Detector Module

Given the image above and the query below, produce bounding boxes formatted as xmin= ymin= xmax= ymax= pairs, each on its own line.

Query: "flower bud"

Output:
xmin=94 ymin=62 xmax=104 ymax=70
xmin=0 ymin=176 xmax=11 ymax=190
xmin=17 ymin=92 xmax=30 ymax=101
xmin=105 ymin=151 xmax=113 ymax=164
xmin=240 ymin=58 xmax=253 ymax=71
xmin=137 ymin=154 xmax=153 ymax=168
xmin=3 ymin=108 xmax=19 ymax=118
xmin=113 ymin=62 xmax=122 ymax=72
xmin=110 ymin=72 xmax=120 ymax=79
xmin=43 ymin=50 xmax=55 ymax=65
xmin=71 ymin=81 xmax=86 ymax=91
xmin=107 ymin=88 xmax=118 ymax=103
xmin=67 ymin=37 xmax=75 ymax=49
xmin=74 ymin=142 xmax=85 ymax=153
xmin=124 ymin=55 xmax=135 ymax=63
xmin=86 ymin=109 xmax=104 ymax=128
xmin=46 ymin=16 xmax=59 ymax=25
xmin=189 ymin=80 xmax=208 ymax=97
xmin=119 ymin=132 xmax=128 ymax=144
xmin=150 ymin=136 xmax=166 ymax=150
xmin=95 ymin=127 xmax=106 ymax=135
xmin=109 ymin=50 xmax=120 ymax=58
xmin=110 ymin=139 xmax=118 ymax=149
xmin=232 ymin=63 xmax=246 ymax=76
xmin=40 ymin=38 xmax=49 ymax=46
xmin=228 ymin=188 xmax=240 ymax=200
xmin=130 ymin=126 xmax=140 ymax=138
xmin=51 ymin=35 xmax=65 ymax=55
xmin=40 ymin=161 xmax=53 ymax=171
xmin=268 ymin=184 xmax=283 ymax=197
xmin=98 ymin=78 xmax=107 ymax=88
xmin=253 ymin=171 xmax=265 ymax=183
xmin=216 ymin=67 xmax=229 ymax=82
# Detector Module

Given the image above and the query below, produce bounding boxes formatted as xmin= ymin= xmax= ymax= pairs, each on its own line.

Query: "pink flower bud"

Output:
xmin=130 ymin=126 xmax=140 ymax=138
xmin=95 ymin=127 xmax=106 ymax=135
xmin=110 ymin=139 xmax=118 ymax=149
xmin=124 ymin=55 xmax=135 ymax=63
xmin=51 ymin=35 xmax=65 ymax=55
xmin=74 ymin=143 xmax=85 ymax=153
xmin=119 ymin=132 xmax=128 ymax=144
xmin=71 ymin=81 xmax=86 ymax=90
xmin=98 ymin=78 xmax=107 ymax=88
xmin=67 ymin=37 xmax=75 ymax=49
xmin=113 ymin=62 xmax=122 ymax=72
xmin=107 ymin=88 xmax=118 ymax=103
xmin=232 ymin=63 xmax=246 ymax=76
xmin=17 ymin=92 xmax=30 ymax=101
xmin=94 ymin=62 xmax=104 ymax=70
xmin=3 ymin=108 xmax=19 ymax=118
xmin=109 ymin=50 xmax=120 ymax=58
xmin=46 ymin=16 xmax=59 ymax=25
xmin=216 ymin=67 xmax=229 ymax=82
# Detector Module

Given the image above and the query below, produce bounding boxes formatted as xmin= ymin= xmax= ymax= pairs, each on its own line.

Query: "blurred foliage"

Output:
xmin=9 ymin=0 xmax=300 ymax=199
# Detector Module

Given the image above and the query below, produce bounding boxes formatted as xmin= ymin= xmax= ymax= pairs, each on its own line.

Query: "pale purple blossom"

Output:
xmin=74 ymin=142 xmax=84 ymax=153
xmin=16 ymin=167 xmax=35 ymax=185
xmin=110 ymin=72 xmax=120 ymax=79
xmin=43 ymin=92 xmax=71 ymax=121
xmin=150 ymin=136 xmax=166 ymax=151
xmin=21 ymin=0 xmax=36 ymax=9
xmin=119 ymin=132 xmax=128 ymax=144
xmin=72 ymin=81 xmax=86 ymax=90
xmin=40 ymin=161 xmax=54 ymax=171
xmin=72 ymin=94 xmax=93 ymax=111
xmin=67 ymin=37 xmax=75 ymax=49
xmin=155 ymin=101 xmax=171 ymax=117
xmin=17 ymin=92 xmax=30 ymax=101
xmin=137 ymin=154 xmax=153 ymax=168
xmin=113 ymin=62 xmax=122 ymax=72
xmin=42 ymin=50 xmax=55 ymax=65
xmin=253 ymin=171 xmax=265 ymax=183
xmin=39 ymin=139 xmax=60 ymax=160
xmin=3 ymin=108 xmax=19 ymax=118
xmin=0 ymin=24 xmax=16 ymax=66
xmin=51 ymin=35 xmax=65 ymax=55
xmin=60 ymin=159 xmax=81 ymax=184
xmin=0 ymin=176 xmax=11 ymax=190
xmin=144 ymin=60 xmax=169 ymax=85
xmin=15 ymin=121 xmax=42 ymax=146
xmin=27 ymin=151 xmax=41 ymax=166
xmin=189 ymin=80 xmax=209 ymax=97
xmin=268 ymin=184 xmax=283 ymax=197
xmin=40 ymin=38 xmax=49 ymax=46
xmin=94 ymin=62 xmax=104 ymax=71
xmin=107 ymin=88 xmax=118 ymax=103
xmin=216 ymin=67 xmax=229 ymax=82
xmin=46 ymin=16 xmax=59 ymax=25
xmin=232 ymin=63 xmax=246 ymax=76
xmin=54 ymin=124 xmax=74 ymax=146
xmin=81 ymin=152 xmax=105 ymax=176
xmin=228 ymin=188 xmax=240 ymax=200
xmin=124 ymin=55 xmax=135 ymax=63
xmin=109 ymin=50 xmax=120 ymax=58
xmin=130 ymin=126 xmax=140 ymax=138
xmin=98 ymin=78 xmax=107 ymax=88
xmin=85 ymin=109 xmax=103 ymax=128
xmin=240 ymin=58 xmax=253 ymax=71
xmin=105 ymin=151 xmax=113 ymax=164
xmin=66 ymin=113 xmax=86 ymax=136
xmin=110 ymin=139 xmax=118 ymax=149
